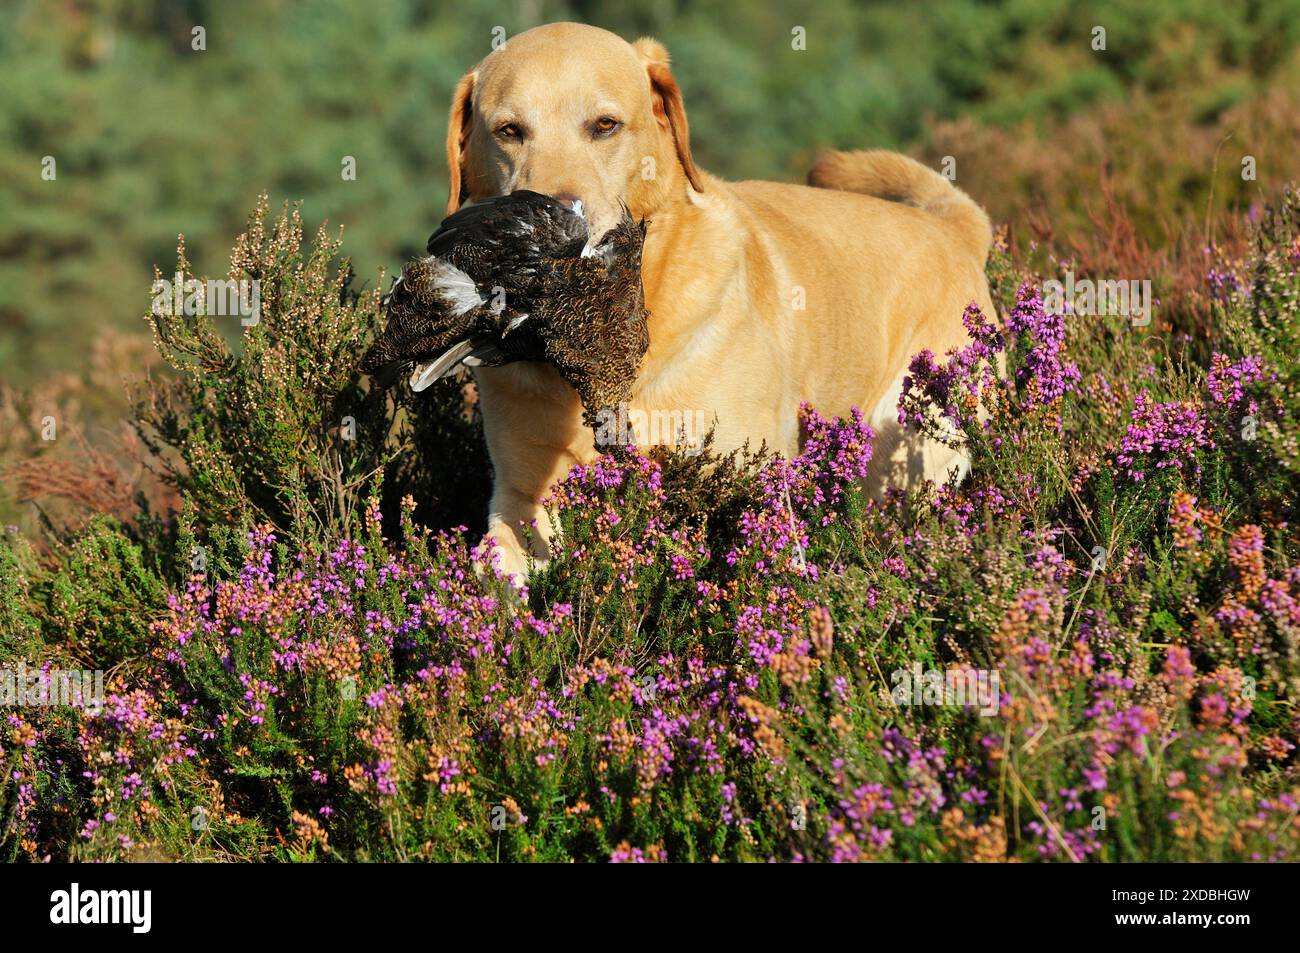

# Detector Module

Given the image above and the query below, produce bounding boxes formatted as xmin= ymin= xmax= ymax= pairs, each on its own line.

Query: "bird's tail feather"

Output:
xmin=409 ymin=339 xmax=479 ymax=391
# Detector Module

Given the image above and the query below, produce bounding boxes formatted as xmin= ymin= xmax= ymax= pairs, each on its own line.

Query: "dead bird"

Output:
xmin=362 ymin=190 xmax=649 ymax=426
xmin=532 ymin=211 xmax=649 ymax=426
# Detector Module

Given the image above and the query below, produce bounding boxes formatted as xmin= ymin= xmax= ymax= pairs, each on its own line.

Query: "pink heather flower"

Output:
xmin=609 ymin=845 xmax=646 ymax=863
xmin=1207 ymin=353 xmax=1268 ymax=407
xmin=1162 ymin=645 xmax=1196 ymax=697
xmin=1115 ymin=394 xmax=1213 ymax=482
xmin=726 ymin=403 xmax=874 ymax=576
xmin=1004 ymin=283 xmax=1080 ymax=414
xmin=899 ymin=303 xmax=1004 ymax=431
xmin=1206 ymin=268 xmax=1242 ymax=300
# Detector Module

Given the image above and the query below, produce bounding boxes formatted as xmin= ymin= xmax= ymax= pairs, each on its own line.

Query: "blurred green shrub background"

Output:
xmin=4 ymin=0 xmax=1300 ymax=385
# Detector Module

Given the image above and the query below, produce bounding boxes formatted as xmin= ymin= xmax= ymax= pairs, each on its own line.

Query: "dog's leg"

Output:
xmin=473 ymin=363 xmax=589 ymax=586
xmin=864 ymin=371 xmax=969 ymax=498
xmin=482 ymin=488 xmax=553 ymax=586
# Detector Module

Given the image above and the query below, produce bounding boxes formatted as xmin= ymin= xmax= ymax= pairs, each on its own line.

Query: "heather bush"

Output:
xmin=2 ymin=184 xmax=1298 ymax=862
xmin=34 ymin=516 xmax=166 ymax=667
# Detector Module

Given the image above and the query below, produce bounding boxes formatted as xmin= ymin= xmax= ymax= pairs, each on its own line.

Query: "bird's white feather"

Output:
xmin=428 ymin=258 xmax=486 ymax=316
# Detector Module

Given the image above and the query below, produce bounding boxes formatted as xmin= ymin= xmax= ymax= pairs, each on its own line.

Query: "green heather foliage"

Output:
xmin=135 ymin=196 xmax=490 ymax=560
xmin=1 ymin=186 xmax=1298 ymax=862
xmin=35 ymin=515 xmax=166 ymax=667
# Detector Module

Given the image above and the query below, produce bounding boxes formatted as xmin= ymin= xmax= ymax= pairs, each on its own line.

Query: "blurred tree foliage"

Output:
xmin=2 ymin=0 xmax=1299 ymax=385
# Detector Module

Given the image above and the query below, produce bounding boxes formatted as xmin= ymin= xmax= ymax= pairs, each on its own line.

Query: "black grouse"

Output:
xmin=361 ymin=191 xmax=649 ymax=427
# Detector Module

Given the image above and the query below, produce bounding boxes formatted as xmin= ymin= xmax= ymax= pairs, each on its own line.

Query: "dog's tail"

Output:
xmin=807 ymin=149 xmax=992 ymax=262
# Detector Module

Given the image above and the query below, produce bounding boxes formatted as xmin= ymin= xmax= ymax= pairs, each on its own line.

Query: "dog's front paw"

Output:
xmin=472 ymin=534 xmax=544 ymax=601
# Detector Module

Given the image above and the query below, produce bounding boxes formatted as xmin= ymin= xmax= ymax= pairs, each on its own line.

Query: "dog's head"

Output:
xmin=445 ymin=22 xmax=704 ymax=240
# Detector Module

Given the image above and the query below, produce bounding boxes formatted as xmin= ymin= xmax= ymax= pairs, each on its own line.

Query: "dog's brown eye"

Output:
xmin=495 ymin=123 xmax=524 ymax=142
xmin=592 ymin=117 xmax=622 ymax=138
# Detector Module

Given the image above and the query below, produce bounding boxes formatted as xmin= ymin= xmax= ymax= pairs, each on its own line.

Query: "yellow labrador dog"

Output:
xmin=444 ymin=22 xmax=995 ymax=580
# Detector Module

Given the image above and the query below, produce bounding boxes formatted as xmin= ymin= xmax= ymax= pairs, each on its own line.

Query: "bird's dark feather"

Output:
xmin=362 ymin=191 xmax=649 ymax=428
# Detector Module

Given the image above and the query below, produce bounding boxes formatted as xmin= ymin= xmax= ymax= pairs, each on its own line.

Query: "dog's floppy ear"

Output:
xmin=445 ymin=70 xmax=477 ymax=214
xmin=633 ymin=37 xmax=703 ymax=194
